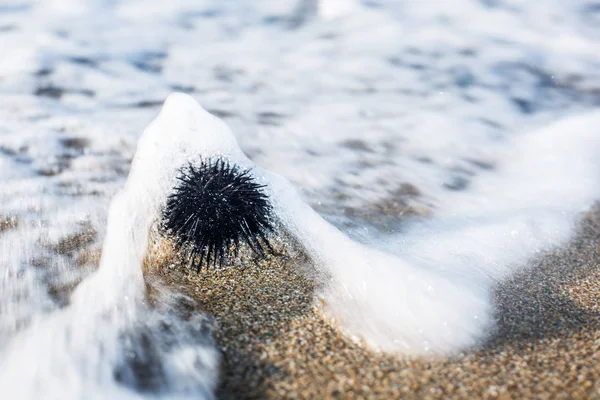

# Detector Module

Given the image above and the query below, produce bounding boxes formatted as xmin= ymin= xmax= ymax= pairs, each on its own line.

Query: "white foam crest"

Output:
xmin=135 ymin=94 xmax=600 ymax=356
xmin=72 ymin=93 xmax=245 ymax=308
xmin=110 ymin=94 xmax=491 ymax=355
xmin=267 ymin=165 xmax=492 ymax=355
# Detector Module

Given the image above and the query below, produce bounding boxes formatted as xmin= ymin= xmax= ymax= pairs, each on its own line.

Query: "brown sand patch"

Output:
xmin=0 ymin=214 xmax=19 ymax=232
xmin=565 ymin=270 xmax=600 ymax=312
xmin=46 ymin=222 xmax=101 ymax=307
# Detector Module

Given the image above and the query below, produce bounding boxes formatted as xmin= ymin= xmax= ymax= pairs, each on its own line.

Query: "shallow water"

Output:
xmin=1 ymin=0 xmax=600 ymax=398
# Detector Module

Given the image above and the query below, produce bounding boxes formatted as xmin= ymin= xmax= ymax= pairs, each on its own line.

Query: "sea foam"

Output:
xmin=109 ymin=93 xmax=600 ymax=355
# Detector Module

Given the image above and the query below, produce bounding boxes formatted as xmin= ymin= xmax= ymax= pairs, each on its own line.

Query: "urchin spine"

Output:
xmin=160 ymin=157 xmax=274 ymax=271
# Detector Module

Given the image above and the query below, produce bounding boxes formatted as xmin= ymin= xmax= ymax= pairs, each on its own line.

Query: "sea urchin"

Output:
xmin=161 ymin=157 xmax=274 ymax=271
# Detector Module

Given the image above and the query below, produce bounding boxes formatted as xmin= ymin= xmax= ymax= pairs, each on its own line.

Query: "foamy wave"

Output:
xmin=128 ymin=94 xmax=600 ymax=355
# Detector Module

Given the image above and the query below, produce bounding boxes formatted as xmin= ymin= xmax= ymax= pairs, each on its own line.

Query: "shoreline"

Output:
xmin=144 ymin=210 xmax=600 ymax=399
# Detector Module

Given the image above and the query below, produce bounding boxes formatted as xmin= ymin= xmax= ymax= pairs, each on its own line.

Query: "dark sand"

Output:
xmin=143 ymin=209 xmax=600 ymax=399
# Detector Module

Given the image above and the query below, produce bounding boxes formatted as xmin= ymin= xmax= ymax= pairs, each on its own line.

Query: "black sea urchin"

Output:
xmin=161 ymin=157 xmax=274 ymax=271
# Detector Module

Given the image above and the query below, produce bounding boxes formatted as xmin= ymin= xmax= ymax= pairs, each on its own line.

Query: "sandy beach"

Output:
xmin=142 ymin=207 xmax=600 ymax=399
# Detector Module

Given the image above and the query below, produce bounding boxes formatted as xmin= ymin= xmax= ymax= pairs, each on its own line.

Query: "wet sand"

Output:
xmin=143 ymin=209 xmax=600 ymax=399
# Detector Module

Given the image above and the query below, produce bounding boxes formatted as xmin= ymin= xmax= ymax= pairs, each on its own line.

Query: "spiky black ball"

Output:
xmin=161 ymin=158 xmax=274 ymax=271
